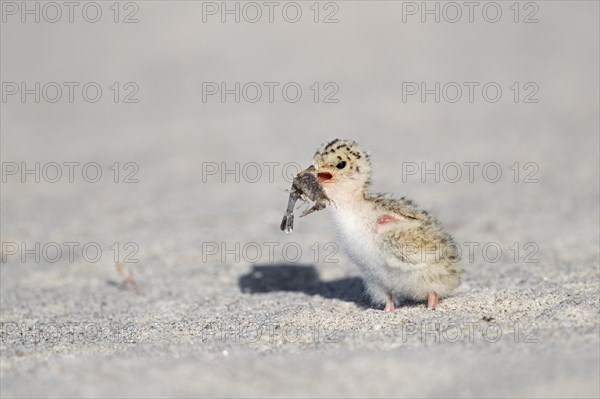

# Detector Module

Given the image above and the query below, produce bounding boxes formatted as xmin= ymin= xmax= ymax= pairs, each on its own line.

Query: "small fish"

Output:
xmin=280 ymin=188 xmax=301 ymax=233
xmin=280 ymin=165 xmax=330 ymax=233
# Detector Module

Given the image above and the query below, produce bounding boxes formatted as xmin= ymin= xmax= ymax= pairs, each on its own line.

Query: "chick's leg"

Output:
xmin=427 ymin=291 xmax=439 ymax=309
xmin=383 ymin=292 xmax=395 ymax=312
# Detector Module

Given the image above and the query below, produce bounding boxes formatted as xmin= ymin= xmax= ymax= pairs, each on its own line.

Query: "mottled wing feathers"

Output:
xmin=370 ymin=194 xmax=460 ymax=268
xmin=368 ymin=193 xmax=430 ymax=222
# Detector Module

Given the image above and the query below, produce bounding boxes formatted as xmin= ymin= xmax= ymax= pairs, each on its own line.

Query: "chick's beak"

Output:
xmin=317 ymin=171 xmax=333 ymax=183
xmin=303 ymin=164 xmax=332 ymax=183
xmin=310 ymin=164 xmax=333 ymax=183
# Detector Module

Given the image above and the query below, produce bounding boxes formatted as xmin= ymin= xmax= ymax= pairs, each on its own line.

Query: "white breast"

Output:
xmin=328 ymin=204 xmax=388 ymax=281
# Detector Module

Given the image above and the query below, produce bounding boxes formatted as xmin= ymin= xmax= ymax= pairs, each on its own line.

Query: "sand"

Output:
xmin=1 ymin=1 xmax=599 ymax=397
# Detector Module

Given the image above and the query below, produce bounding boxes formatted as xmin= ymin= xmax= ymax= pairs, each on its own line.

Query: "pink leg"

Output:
xmin=427 ymin=291 xmax=439 ymax=309
xmin=383 ymin=292 xmax=395 ymax=312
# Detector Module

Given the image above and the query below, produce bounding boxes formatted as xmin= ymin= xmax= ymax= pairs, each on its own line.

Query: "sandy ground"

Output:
xmin=1 ymin=1 xmax=599 ymax=397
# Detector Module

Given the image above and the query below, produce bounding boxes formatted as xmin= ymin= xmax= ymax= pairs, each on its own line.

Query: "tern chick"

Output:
xmin=311 ymin=139 xmax=461 ymax=311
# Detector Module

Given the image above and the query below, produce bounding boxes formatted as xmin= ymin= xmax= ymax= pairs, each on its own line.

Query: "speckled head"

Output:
xmin=312 ymin=139 xmax=372 ymax=196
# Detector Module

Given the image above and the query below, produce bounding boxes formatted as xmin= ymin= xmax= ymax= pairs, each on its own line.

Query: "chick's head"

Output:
xmin=313 ymin=139 xmax=372 ymax=198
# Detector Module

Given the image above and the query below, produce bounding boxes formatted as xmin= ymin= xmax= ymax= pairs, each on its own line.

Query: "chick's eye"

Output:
xmin=336 ymin=161 xmax=347 ymax=169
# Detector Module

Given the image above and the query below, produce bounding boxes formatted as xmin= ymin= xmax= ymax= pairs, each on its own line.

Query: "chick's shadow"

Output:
xmin=239 ymin=264 xmax=370 ymax=307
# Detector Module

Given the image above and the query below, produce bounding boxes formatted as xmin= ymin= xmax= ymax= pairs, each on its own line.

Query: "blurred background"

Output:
xmin=1 ymin=1 xmax=599 ymax=397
